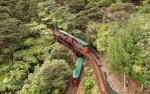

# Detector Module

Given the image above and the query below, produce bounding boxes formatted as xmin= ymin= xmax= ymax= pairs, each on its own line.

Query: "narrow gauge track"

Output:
xmin=52 ymin=30 xmax=108 ymax=94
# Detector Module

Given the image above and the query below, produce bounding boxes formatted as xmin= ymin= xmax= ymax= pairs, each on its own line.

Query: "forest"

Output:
xmin=0 ymin=0 xmax=150 ymax=94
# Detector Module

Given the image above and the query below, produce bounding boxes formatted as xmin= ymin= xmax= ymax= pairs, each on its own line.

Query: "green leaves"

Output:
xmin=69 ymin=0 xmax=86 ymax=13
xmin=41 ymin=59 xmax=72 ymax=93
xmin=83 ymin=79 xmax=94 ymax=91
xmin=0 ymin=55 xmax=5 ymax=63
xmin=28 ymin=45 xmax=44 ymax=55
xmin=13 ymin=50 xmax=27 ymax=59
xmin=48 ymin=43 xmax=74 ymax=69
xmin=19 ymin=59 xmax=72 ymax=94
xmin=10 ymin=69 xmax=27 ymax=81
xmin=103 ymin=14 xmax=150 ymax=92
xmin=23 ymin=38 xmax=35 ymax=46
xmin=0 ymin=77 xmax=11 ymax=91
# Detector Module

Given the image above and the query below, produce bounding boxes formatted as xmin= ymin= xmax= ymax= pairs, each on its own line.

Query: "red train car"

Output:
xmin=58 ymin=30 xmax=89 ymax=53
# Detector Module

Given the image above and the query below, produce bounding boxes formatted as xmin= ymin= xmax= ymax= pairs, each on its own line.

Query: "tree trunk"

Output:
xmin=124 ymin=73 xmax=126 ymax=88
xmin=141 ymin=85 xmax=143 ymax=91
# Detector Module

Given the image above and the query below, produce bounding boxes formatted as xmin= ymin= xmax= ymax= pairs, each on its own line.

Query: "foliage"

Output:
xmin=139 ymin=4 xmax=150 ymax=13
xmin=84 ymin=21 xmax=101 ymax=46
xmin=69 ymin=0 xmax=86 ymax=13
xmin=96 ymin=22 xmax=120 ymax=51
xmin=73 ymin=14 xmax=89 ymax=31
xmin=119 ymin=0 xmax=143 ymax=5
xmin=47 ymin=43 xmax=74 ymax=69
xmin=106 ymin=14 xmax=150 ymax=92
xmin=83 ymin=79 xmax=95 ymax=94
xmin=0 ymin=0 xmax=38 ymax=21
xmin=1 ymin=0 xmax=150 ymax=93
xmin=19 ymin=60 xmax=72 ymax=94
xmin=109 ymin=2 xmax=134 ymax=13
xmin=82 ymin=68 xmax=98 ymax=94
xmin=86 ymin=0 xmax=113 ymax=8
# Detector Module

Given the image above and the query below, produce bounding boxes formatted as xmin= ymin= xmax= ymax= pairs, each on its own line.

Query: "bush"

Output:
xmin=69 ymin=0 xmax=86 ymax=13
xmin=74 ymin=15 xmax=89 ymax=31
xmin=83 ymin=79 xmax=95 ymax=94
xmin=109 ymin=3 xmax=134 ymax=13
xmin=139 ymin=5 xmax=150 ymax=13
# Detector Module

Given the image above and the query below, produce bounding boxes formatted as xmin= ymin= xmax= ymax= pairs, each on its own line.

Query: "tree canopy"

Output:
xmin=0 ymin=0 xmax=150 ymax=93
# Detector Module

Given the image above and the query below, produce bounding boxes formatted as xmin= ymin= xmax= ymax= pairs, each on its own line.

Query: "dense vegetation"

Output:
xmin=0 ymin=0 xmax=150 ymax=94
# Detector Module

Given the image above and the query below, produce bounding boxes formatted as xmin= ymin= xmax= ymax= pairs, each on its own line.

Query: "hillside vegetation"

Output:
xmin=0 ymin=0 xmax=150 ymax=94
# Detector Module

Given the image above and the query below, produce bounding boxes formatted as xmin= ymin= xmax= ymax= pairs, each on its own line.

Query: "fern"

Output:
xmin=0 ymin=66 xmax=10 ymax=73
xmin=0 ymin=78 xmax=8 ymax=91
xmin=10 ymin=69 xmax=26 ymax=81
xmin=33 ymin=38 xmax=45 ymax=45
xmin=23 ymin=37 xmax=35 ymax=46
xmin=23 ymin=55 xmax=38 ymax=63
xmin=1 ymin=48 xmax=10 ymax=54
xmin=28 ymin=45 xmax=44 ymax=55
xmin=12 ymin=61 xmax=26 ymax=70
xmin=31 ymin=24 xmax=47 ymax=31
xmin=33 ymin=36 xmax=52 ymax=47
xmin=0 ymin=55 xmax=5 ymax=62
xmin=13 ymin=50 xmax=27 ymax=59
xmin=38 ymin=10 xmax=47 ymax=17
xmin=41 ymin=15 xmax=51 ymax=21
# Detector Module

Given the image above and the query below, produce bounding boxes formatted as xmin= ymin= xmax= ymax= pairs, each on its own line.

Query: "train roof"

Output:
xmin=74 ymin=37 xmax=88 ymax=45
xmin=73 ymin=57 xmax=83 ymax=78
xmin=59 ymin=30 xmax=74 ymax=38
xmin=59 ymin=30 xmax=88 ymax=45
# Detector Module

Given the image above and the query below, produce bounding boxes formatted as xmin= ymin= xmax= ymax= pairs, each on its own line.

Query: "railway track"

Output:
xmin=86 ymin=53 xmax=108 ymax=94
xmin=52 ymin=30 xmax=108 ymax=94
xmin=76 ymin=49 xmax=108 ymax=94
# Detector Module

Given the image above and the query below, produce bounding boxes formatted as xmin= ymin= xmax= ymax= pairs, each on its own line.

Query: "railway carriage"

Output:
xmin=58 ymin=30 xmax=74 ymax=44
xmin=72 ymin=57 xmax=83 ymax=86
xmin=58 ymin=30 xmax=89 ymax=53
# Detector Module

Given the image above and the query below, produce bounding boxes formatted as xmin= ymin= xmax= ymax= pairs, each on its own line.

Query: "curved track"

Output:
xmin=52 ymin=30 xmax=108 ymax=94
xmin=86 ymin=53 xmax=108 ymax=94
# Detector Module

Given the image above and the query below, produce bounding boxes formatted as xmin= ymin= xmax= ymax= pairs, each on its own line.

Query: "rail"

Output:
xmin=89 ymin=47 xmax=102 ymax=66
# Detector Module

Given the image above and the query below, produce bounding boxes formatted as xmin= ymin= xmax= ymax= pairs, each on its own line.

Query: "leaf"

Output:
xmin=1 ymin=48 xmax=10 ymax=54
xmin=3 ymin=77 xmax=10 ymax=84
xmin=10 ymin=69 xmax=26 ymax=81
xmin=23 ymin=55 xmax=38 ymax=63
xmin=31 ymin=24 xmax=47 ymax=31
xmin=12 ymin=61 xmax=26 ymax=70
xmin=1 ymin=83 xmax=7 ymax=91
xmin=13 ymin=50 xmax=27 ymax=59
xmin=0 ymin=66 xmax=10 ymax=73
xmin=0 ymin=55 xmax=5 ymax=62
xmin=28 ymin=45 xmax=44 ymax=55
xmin=38 ymin=10 xmax=47 ymax=17
xmin=23 ymin=37 xmax=35 ymax=46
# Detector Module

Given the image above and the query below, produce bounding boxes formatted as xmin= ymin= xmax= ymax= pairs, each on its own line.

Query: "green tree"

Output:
xmin=48 ymin=43 xmax=74 ymax=69
xmin=84 ymin=21 xmax=101 ymax=46
xmin=69 ymin=0 xmax=86 ymax=13
xmin=20 ymin=59 xmax=72 ymax=94
xmin=106 ymin=14 xmax=150 ymax=92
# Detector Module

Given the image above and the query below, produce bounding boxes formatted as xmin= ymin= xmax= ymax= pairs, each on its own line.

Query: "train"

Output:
xmin=72 ymin=57 xmax=83 ymax=86
xmin=57 ymin=30 xmax=89 ymax=53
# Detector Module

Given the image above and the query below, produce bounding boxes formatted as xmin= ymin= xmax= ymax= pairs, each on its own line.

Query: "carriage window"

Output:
xmin=62 ymin=34 xmax=67 ymax=38
xmin=83 ymin=44 xmax=86 ymax=48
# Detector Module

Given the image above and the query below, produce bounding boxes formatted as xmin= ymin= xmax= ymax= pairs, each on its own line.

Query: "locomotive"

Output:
xmin=57 ymin=30 xmax=89 ymax=53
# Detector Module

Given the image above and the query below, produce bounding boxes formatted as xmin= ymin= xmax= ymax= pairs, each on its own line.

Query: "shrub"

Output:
xmin=109 ymin=3 xmax=134 ymax=13
xmin=83 ymin=79 xmax=95 ymax=94
xmin=69 ymin=0 xmax=86 ymax=13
